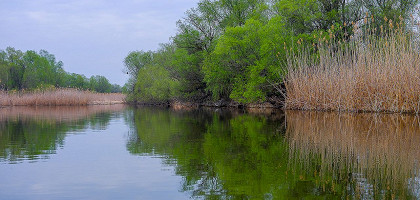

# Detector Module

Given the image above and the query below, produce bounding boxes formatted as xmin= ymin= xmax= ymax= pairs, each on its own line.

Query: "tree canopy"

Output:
xmin=0 ymin=47 xmax=121 ymax=93
xmin=125 ymin=0 xmax=419 ymax=103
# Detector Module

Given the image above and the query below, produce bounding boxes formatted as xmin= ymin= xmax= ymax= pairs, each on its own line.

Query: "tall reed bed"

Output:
xmin=0 ymin=105 xmax=126 ymax=122
xmin=0 ymin=89 xmax=125 ymax=106
xmin=285 ymin=20 xmax=420 ymax=113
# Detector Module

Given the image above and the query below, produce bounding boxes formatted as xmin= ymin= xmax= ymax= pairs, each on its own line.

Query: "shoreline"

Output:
xmin=133 ymin=100 xmax=420 ymax=115
xmin=133 ymin=99 xmax=283 ymax=109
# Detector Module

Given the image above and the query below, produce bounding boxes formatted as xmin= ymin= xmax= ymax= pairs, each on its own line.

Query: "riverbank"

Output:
xmin=0 ymin=89 xmax=125 ymax=106
xmin=132 ymin=98 xmax=283 ymax=112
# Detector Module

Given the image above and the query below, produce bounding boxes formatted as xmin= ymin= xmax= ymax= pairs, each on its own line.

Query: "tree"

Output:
xmin=123 ymin=50 xmax=153 ymax=92
xmin=203 ymin=15 xmax=298 ymax=103
xmin=110 ymin=84 xmax=122 ymax=93
xmin=89 ymin=75 xmax=112 ymax=93
xmin=363 ymin=0 xmax=419 ymax=31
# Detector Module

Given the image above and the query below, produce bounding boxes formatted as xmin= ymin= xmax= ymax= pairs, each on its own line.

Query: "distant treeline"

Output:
xmin=0 ymin=47 xmax=122 ymax=93
xmin=124 ymin=0 xmax=418 ymax=104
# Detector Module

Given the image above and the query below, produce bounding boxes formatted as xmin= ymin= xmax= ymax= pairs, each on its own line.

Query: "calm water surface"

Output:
xmin=0 ymin=106 xmax=420 ymax=199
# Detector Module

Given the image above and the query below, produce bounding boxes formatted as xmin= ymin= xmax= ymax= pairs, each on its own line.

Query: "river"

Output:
xmin=0 ymin=105 xmax=419 ymax=199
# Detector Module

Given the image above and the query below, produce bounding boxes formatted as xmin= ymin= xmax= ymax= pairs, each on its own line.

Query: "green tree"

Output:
xmin=131 ymin=45 xmax=180 ymax=102
xmin=64 ymin=73 xmax=89 ymax=89
xmin=110 ymin=84 xmax=122 ymax=93
xmin=1 ymin=47 xmax=25 ymax=90
xmin=203 ymin=16 xmax=294 ymax=103
xmin=123 ymin=50 xmax=153 ymax=92
xmin=89 ymin=75 xmax=112 ymax=93
xmin=363 ymin=0 xmax=419 ymax=31
xmin=170 ymin=0 xmax=267 ymax=101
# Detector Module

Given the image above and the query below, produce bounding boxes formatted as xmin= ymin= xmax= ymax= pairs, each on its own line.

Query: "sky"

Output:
xmin=0 ymin=0 xmax=200 ymax=86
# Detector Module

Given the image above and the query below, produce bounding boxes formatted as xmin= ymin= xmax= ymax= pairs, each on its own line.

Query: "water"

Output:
xmin=0 ymin=106 xmax=419 ymax=199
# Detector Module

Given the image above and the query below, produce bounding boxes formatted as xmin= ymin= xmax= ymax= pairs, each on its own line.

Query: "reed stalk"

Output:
xmin=0 ymin=88 xmax=125 ymax=106
xmin=285 ymin=22 xmax=420 ymax=113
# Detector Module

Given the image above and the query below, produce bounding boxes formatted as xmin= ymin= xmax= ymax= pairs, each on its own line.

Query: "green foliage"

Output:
xmin=204 ymin=17 xmax=294 ymax=103
xmin=128 ymin=44 xmax=180 ymax=102
xmin=171 ymin=48 xmax=206 ymax=100
xmin=89 ymin=75 xmax=112 ymax=93
xmin=63 ymin=73 xmax=89 ymax=90
xmin=125 ymin=0 xmax=420 ymax=104
xmin=123 ymin=50 xmax=153 ymax=93
xmin=0 ymin=47 xmax=121 ymax=93
xmin=364 ymin=0 xmax=419 ymax=31
xmin=21 ymin=50 xmax=63 ymax=89
xmin=134 ymin=64 xmax=178 ymax=102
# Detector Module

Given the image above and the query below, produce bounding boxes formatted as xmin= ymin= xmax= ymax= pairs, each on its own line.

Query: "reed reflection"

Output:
xmin=286 ymin=111 xmax=420 ymax=199
xmin=0 ymin=105 xmax=126 ymax=163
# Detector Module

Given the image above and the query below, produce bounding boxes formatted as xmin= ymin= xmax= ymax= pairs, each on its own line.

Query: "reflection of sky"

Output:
xmin=0 ymin=117 xmax=188 ymax=200
xmin=0 ymin=0 xmax=199 ymax=85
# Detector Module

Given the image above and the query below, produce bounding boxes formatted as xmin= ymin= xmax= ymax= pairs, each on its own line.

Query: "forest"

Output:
xmin=124 ymin=0 xmax=420 ymax=111
xmin=0 ymin=47 xmax=121 ymax=93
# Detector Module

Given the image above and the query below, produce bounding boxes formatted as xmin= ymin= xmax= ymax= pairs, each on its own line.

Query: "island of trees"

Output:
xmin=0 ymin=48 xmax=125 ymax=106
xmin=124 ymin=0 xmax=420 ymax=113
xmin=0 ymin=47 xmax=122 ymax=93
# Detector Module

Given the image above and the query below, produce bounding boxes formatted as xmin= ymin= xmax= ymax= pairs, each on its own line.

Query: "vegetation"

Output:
xmin=0 ymin=47 xmax=121 ymax=93
xmin=286 ymin=16 xmax=420 ymax=113
xmin=0 ymin=89 xmax=125 ymax=106
xmin=125 ymin=0 xmax=419 ymax=111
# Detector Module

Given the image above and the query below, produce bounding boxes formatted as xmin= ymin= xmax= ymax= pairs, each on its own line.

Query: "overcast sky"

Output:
xmin=0 ymin=0 xmax=199 ymax=85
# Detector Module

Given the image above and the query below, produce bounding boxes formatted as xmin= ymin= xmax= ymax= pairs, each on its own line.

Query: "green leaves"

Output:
xmin=0 ymin=47 xmax=119 ymax=93
xmin=204 ymin=17 xmax=291 ymax=103
xmin=125 ymin=0 xmax=420 ymax=104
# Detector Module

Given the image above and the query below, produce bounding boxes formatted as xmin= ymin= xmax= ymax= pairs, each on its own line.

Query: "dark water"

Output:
xmin=1 ymin=106 xmax=420 ymax=199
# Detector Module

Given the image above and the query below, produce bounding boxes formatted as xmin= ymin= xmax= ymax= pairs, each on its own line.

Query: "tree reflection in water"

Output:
xmin=127 ymin=108 xmax=420 ymax=199
xmin=0 ymin=105 xmax=126 ymax=163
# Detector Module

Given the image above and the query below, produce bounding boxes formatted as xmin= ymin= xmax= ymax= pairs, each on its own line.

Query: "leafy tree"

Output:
xmin=363 ymin=0 xmax=419 ymax=31
xmin=123 ymin=50 xmax=153 ymax=93
xmin=64 ymin=73 xmax=89 ymax=90
xmin=168 ymin=0 xmax=268 ymax=101
xmin=204 ymin=16 xmax=295 ymax=103
xmin=89 ymin=75 xmax=112 ymax=93
xmin=110 ymin=84 xmax=122 ymax=93
xmin=124 ymin=0 xmax=420 ymax=104
xmin=130 ymin=44 xmax=180 ymax=102
xmin=0 ymin=47 xmax=25 ymax=90
xmin=0 ymin=47 xmax=120 ymax=93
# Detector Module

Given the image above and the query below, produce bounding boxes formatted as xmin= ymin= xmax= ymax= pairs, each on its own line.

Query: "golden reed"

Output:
xmin=0 ymin=88 xmax=125 ymax=106
xmin=0 ymin=105 xmax=126 ymax=122
xmin=285 ymin=22 xmax=420 ymax=113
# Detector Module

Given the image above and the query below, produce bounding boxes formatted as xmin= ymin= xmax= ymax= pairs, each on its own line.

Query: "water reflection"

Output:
xmin=2 ymin=105 xmax=420 ymax=199
xmin=127 ymin=107 xmax=292 ymax=199
xmin=0 ymin=105 xmax=126 ymax=163
xmin=286 ymin=111 xmax=420 ymax=199
xmin=127 ymin=108 xmax=420 ymax=199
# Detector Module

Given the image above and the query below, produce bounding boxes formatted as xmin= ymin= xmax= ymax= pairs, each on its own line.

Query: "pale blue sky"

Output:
xmin=0 ymin=0 xmax=199 ymax=85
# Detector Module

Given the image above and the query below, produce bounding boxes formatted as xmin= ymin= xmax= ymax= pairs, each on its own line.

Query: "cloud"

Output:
xmin=0 ymin=0 xmax=199 ymax=85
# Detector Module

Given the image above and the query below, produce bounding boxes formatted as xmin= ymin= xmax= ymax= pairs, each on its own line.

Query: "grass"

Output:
xmin=285 ymin=22 xmax=420 ymax=113
xmin=0 ymin=88 xmax=125 ymax=106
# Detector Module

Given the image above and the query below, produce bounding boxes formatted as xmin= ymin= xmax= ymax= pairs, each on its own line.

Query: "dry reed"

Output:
xmin=0 ymin=105 xmax=126 ymax=122
xmin=285 ymin=22 xmax=420 ymax=113
xmin=0 ymin=88 xmax=125 ymax=106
